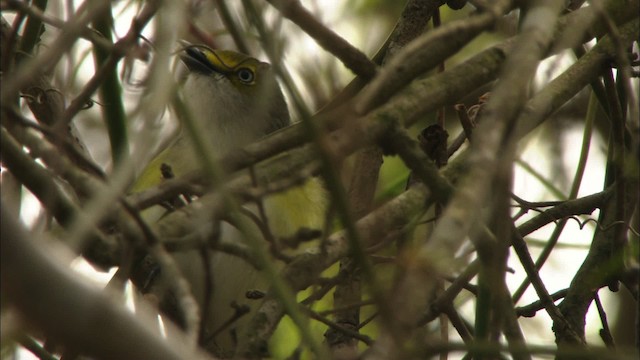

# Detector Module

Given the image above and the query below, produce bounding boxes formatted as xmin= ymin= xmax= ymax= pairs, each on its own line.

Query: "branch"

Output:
xmin=0 ymin=0 xmax=111 ymax=104
xmin=0 ymin=202 xmax=214 ymax=360
xmin=0 ymin=126 xmax=119 ymax=268
xmin=264 ymin=0 xmax=377 ymax=80
xmin=355 ymin=0 xmax=512 ymax=115
xmin=556 ymin=180 xmax=639 ymax=347
xmin=328 ymin=0 xmax=443 ymax=353
xmin=236 ymin=183 xmax=433 ymax=357
xmin=517 ymin=189 xmax=612 ymax=236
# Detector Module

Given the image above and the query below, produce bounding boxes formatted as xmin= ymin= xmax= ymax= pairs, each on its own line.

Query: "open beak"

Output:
xmin=179 ymin=46 xmax=218 ymax=75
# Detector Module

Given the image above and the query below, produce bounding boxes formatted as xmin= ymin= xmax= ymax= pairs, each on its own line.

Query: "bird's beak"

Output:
xmin=179 ymin=46 xmax=219 ymax=75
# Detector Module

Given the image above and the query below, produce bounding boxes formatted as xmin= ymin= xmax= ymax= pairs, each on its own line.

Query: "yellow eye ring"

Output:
xmin=236 ymin=68 xmax=255 ymax=83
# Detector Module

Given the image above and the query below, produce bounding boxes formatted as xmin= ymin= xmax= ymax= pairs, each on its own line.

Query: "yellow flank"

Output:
xmin=131 ymin=133 xmax=327 ymax=241
xmin=133 ymin=140 xmax=327 ymax=236
xmin=130 ymin=137 xmax=195 ymax=193
xmin=264 ymin=177 xmax=327 ymax=239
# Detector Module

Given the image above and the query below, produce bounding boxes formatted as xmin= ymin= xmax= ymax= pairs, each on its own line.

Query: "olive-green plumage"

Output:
xmin=132 ymin=46 xmax=326 ymax=357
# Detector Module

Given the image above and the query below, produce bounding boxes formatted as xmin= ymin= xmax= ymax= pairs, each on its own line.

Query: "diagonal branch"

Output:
xmin=264 ymin=0 xmax=378 ymax=80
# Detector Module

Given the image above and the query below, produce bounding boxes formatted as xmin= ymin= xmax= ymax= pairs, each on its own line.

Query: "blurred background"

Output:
xmin=2 ymin=1 xmax=637 ymax=359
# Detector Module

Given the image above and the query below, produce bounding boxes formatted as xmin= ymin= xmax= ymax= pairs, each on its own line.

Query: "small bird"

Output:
xmin=131 ymin=45 xmax=326 ymax=357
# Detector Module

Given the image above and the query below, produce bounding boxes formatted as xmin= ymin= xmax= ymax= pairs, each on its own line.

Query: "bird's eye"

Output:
xmin=236 ymin=68 xmax=255 ymax=83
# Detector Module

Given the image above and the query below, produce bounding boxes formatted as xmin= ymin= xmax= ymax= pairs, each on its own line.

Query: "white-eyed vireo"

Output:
xmin=131 ymin=45 xmax=326 ymax=357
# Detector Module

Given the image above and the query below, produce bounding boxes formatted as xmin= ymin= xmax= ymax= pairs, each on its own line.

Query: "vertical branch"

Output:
xmin=212 ymin=0 xmax=251 ymax=54
xmin=92 ymin=5 xmax=129 ymax=165
xmin=602 ymin=68 xmax=629 ymax=290
xmin=556 ymin=24 xmax=640 ymax=348
xmin=364 ymin=0 xmax=568 ymax=358
xmin=16 ymin=0 xmax=48 ymax=66
xmin=326 ymin=0 xmax=441 ymax=356
xmin=512 ymin=91 xmax=597 ymax=303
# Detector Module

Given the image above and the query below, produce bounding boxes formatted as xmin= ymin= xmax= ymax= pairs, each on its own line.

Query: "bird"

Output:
xmin=130 ymin=45 xmax=327 ymax=357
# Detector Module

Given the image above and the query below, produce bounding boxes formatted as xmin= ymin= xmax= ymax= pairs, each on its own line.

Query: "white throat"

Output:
xmin=181 ymin=73 xmax=268 ymax=156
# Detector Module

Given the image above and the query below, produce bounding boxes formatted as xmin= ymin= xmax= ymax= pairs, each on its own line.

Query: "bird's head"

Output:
xmin=178 ymin=45 xmax=290 ymax=152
